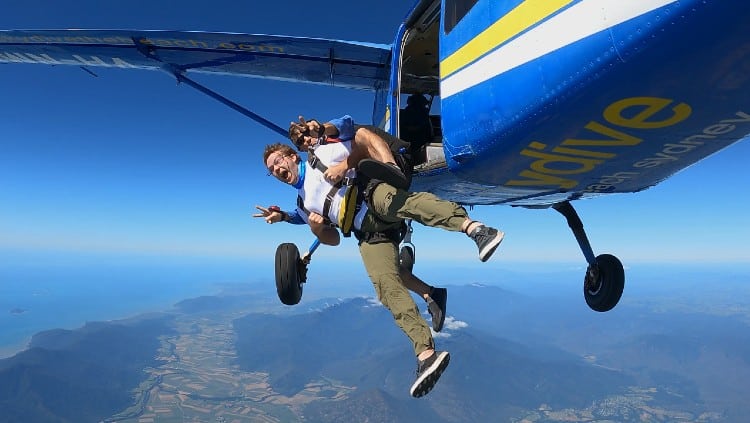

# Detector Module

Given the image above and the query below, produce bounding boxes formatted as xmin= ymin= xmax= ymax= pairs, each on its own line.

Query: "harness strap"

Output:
xmin=338 ymin=185 xmax=360 ymax=237
xmin=296 ymin=195 xmax=309 ymax=218
xmin=321 ymin=185 xmax=339 ymax=221
xmin=297 ymin=194 xmax=335 ymax=226
xmin=353 ymin=222 xmax=406 ymax=245
xmin=305 ymin=148 xmax=360 ymax=235
xmin=307 ymin=151 xmax=328 ymax=174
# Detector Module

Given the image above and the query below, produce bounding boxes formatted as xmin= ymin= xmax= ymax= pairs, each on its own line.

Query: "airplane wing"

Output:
xmin=0 ymin=29 xmax=391 ymax=90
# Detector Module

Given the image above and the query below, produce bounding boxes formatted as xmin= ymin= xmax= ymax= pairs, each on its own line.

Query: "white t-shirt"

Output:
xmin=295 ymin=141 xmax=368 ymax=229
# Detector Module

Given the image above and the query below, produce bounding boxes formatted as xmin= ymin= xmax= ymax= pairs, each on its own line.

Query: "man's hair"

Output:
xmin=263 ymin=143 xmax=297 ymax=163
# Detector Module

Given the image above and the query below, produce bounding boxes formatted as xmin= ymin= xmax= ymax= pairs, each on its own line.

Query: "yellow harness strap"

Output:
xmin=338 ymin=185 xmax=359 ymax=236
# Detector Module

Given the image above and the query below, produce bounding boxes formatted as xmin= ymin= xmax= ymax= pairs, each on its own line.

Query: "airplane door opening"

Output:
xmin=397 ymin=0 xmax=444 ymax=172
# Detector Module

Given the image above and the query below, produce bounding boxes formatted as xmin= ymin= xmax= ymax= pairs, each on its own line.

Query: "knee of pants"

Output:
xmin=371 ymin=273 xmax=411 ymax=310
xmin=370 ymin=273 xmax=395 ymax=304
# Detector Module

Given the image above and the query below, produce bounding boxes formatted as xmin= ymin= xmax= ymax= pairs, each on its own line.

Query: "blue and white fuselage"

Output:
xmin=385 ymin=0 xmax=750 ymax=206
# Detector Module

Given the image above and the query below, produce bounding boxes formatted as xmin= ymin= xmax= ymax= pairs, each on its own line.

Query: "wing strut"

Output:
xmin=131 ymin=37 xmax=287 ymax=137
xmin=170 ymin=70 xmax=287 ymax=137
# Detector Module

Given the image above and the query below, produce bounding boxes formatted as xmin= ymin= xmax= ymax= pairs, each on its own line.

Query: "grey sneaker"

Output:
xmin=427 ymin=287 xmax=447 ymax=332
xmin=469 ymin=225 xmax=504 ymax=262
xmin=409 ymin=350 xmax=450 ymax=398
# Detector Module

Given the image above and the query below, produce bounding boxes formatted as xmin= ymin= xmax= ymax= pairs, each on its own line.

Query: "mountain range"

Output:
xmin=0 ymin=277 xmax=749 ymax=422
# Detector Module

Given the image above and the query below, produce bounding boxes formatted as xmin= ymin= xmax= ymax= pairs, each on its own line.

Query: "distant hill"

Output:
xmin=2 ymin=274 xmax=748 ymax=422
xmin=232 ymin=296 xmax=633 ymax=422
xmin=304 ymin=387 xmax=442 ymax=423
xmin=233 ymin=298 xmax=406 ymax=396
xmin=0 ymin=314 xmax=175 ymax=423
xmin=595 ymin=312 xmax=750 ymax=421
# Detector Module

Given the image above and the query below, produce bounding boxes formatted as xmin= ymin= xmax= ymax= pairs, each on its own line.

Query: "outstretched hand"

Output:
xmin=289 ymin=116 xmax=323 ymax=138
xmin=289 ymin=116 xmax=324 ymax=150
xmin=252 ymin=205 xmax=282 ymax=224
xmin=299 ymin=116 xmax=323 ymax=137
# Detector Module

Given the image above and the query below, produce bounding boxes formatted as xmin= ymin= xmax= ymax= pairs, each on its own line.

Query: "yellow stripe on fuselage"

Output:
xmin=440 ymin=0 xmax=573 ymax=79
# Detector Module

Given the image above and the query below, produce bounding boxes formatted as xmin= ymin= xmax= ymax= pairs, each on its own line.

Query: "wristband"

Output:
xmin=268 ymin=205 xmax=288 ymax=222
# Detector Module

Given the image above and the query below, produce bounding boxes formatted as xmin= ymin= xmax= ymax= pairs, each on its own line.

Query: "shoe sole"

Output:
xmin=429 ymin=304 xmax=445 ymax=332
xmin=409 ymin=351 xmax=450 ymax=398
xmin=430 ymin=290 xmax=447 ymax=332
xmin=358 ymin=159 xmax=410 ymax=190
xmin=479 ymin=231 xmax=504 ymax=262
xmin=433 ymin=307 xmax=445 ymax=332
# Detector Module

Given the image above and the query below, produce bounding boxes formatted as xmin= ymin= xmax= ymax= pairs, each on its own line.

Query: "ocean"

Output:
xmin=5 ymin=251 xmax=748 ymax=360
xmin=0 ymin=254 xmax=262 ymax=358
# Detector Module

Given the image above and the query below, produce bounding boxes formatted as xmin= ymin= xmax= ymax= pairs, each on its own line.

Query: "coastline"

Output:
xmin=0 ymin=254 xmax=259 ymax=361
xmin=0 ymin=337 xmax=30 ymax=359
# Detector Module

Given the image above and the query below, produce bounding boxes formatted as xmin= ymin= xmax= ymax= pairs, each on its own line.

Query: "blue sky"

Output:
xmin=1 ymin=0 xmax=749 ymax=270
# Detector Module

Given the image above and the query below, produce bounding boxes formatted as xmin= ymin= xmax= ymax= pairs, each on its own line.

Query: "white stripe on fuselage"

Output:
xmin=441 ymin=0 xmax=677 ymax=98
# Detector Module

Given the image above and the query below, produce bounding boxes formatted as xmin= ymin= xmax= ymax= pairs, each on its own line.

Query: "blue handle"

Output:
xmin=308 ymin=238 xmax=321 ymax=255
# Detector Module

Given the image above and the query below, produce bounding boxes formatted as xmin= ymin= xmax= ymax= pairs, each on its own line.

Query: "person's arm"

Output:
xmin=320 ymin=115 xmax=358 ymax=182
xmin=323 ymin=161 xmax=350 ymax=183
xmin=322 ymin=125 xmax=397 ymax=182
xmin=350 ymin=126 xmax=397 ymax=165
xmin=326 ymin=116 xmax=395 ymax=167
xmin=285 ymin=209 xmax=305 ymax=224
xmin=252 ymin=205 xmax=305 ymax=224
xmin=308 ymin=212 xmax=340 ymax=245
xmin=289 ymin=116 xmax=340 ymax=149
xmin=327 ymin=115 xmax=355 ymax=140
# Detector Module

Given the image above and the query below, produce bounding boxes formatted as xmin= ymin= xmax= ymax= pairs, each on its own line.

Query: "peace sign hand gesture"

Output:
xmin=252 ymin=205 xmax=284 ymax=224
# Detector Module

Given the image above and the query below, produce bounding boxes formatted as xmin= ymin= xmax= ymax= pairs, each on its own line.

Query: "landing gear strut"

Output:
xmin=553 ymin=201 xmax=624 ymax=312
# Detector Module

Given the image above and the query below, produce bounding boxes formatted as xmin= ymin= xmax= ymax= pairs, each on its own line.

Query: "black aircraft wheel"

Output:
xmin=275 ymin=243 xmax=304 ymax=305
xmin=583 ymin=254 xmax=624 ymax=312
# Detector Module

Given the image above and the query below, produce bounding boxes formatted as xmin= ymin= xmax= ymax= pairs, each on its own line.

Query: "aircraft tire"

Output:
xmin=275 ymin=243 xmax=304 ymax=305
xmin=584 ymin=254 xmax=624 ymax=312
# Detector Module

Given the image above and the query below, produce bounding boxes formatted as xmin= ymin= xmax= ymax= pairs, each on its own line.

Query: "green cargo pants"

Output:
xmin=359 ymin=183 xmax=469 ymax=233
xmin=359 ymin=240 xmax=433 ymax=356
xmin=356 ymin=183 xmax=471 ymax=356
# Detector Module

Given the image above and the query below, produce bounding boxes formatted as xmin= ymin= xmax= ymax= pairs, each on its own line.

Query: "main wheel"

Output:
xmin=275 ymin=243 xmax=304 ymax=305
xmin=583 ymin=254 xmax=624 ymax=312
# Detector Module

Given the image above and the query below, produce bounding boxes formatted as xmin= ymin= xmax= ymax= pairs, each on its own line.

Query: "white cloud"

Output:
xmin=430 ymin=315 xmax=468 ymax=338
xmin=365 ymin=296 xmax=382 ymax=307
xmin=443 ymin=316 xmax=468 ymax=330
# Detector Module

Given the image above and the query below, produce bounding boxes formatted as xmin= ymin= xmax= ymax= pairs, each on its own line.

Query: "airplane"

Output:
xmin=2 ymin=0 xmax=748 ymax=313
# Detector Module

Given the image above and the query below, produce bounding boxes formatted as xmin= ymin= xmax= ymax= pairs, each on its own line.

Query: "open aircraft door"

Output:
xmin=393 ymin=0 xmax=443 ymax=170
